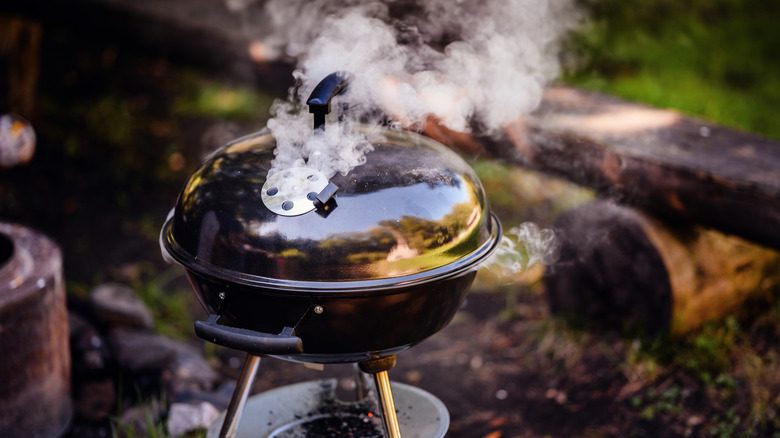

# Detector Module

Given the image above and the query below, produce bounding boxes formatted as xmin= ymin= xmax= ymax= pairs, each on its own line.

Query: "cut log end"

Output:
xmin=545 ymin=200 xmax=780 ymax=336
xmin=544 ymin=200 xmax=673 ymax=336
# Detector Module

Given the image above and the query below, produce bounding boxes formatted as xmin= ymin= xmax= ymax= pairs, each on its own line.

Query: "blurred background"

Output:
xmin=1 ymin=0 xmax=779 ymax=436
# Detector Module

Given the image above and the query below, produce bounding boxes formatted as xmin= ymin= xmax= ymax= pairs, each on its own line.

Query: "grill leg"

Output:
xmin=218 ymin=354 xmax=261 ymax=438
xmin=359 ymin=356 xmax=402 ymax=438
xmin=372 ymin=370 xmax=402 ymax=438
xmin=353 ymin=363 xmax=371 ymax=401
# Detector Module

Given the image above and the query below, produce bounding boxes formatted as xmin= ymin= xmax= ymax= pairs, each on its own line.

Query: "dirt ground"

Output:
xmin=215 ymin=286 xmax=703 ymax=438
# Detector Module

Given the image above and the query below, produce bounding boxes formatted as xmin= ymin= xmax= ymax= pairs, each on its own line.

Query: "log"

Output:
xmin=424 ymin=87 xmax=780 ymax=251
xmin=544 ymin=200 xmax=780 ymax=335
xmin=0 ymin=222 xmax=71 ymax=438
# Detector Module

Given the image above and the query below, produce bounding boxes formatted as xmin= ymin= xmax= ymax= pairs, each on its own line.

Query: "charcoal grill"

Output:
xmin=161 ymin=73 xmax=501 ymax=437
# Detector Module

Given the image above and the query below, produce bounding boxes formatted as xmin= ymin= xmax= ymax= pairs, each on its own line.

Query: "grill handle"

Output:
xmin=307 ymin=71 xmax=352 ymax=130
xmin=194 ymin=314 xmax=303 ymax=355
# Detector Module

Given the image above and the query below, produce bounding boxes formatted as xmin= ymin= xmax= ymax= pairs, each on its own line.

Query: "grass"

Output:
xmin=564 ymin=0 xmax=780 ymax=140
xmin=128 ymin=264 xmax=195 ymax=341
xmin=172 ymin=71 xmax=276 ymax=121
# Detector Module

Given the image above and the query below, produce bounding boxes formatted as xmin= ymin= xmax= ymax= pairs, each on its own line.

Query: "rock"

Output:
xmin=172 ymin=381 xmax=235 ymax=411
xmin=69 ymin=313 xmax=113 ymax=379
xmin=164 ymin=347 xmax=222 ymax=399
xmin=108 ymin=327 xmax=178 ymax=373
xmin=118 ymin=398 xmax=164 ymax=437
xmin=65 ymin=420 xmax=113 ymax=438
xmin=0 ymin=113 xmax=36 ymax=168
xmin=74 ymin=379 xmax=116 ymax=422
xmin=69 ymin=313 xmax=117 ymax=423
xmin=108 ymin=327 xmax=220 ymax=391
xmin=90 ymin=283 xmax=154 ymax=329
xmin=166 ymin=401 xmax=221 ymax=437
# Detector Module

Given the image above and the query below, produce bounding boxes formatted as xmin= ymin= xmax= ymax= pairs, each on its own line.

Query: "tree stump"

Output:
xmin=0 ymin=222 xmax=71 ymax=437
xmin=545 ymin=200 xmax=780 ymax=336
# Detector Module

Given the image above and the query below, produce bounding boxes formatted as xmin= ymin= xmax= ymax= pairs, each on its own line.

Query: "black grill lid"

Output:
xmin=161 ymin=126 xmax=499 ymax=290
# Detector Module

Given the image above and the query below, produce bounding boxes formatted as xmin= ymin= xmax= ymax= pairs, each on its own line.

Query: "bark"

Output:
xmin=423 ymin=87 xmax=780 ymax=250
xmin=545 ymin=200 xmax=780 ymax=335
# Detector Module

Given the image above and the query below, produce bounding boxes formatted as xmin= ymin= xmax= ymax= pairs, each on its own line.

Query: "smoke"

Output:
xmin=483 ymin=222 xmax=560 ymax=279
xmin=249 ymin=0 xmax=583 ymax=176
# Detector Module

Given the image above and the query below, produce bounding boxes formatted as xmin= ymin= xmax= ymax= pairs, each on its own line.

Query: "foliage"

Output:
xmin=129 ymin=263 xmax=195 ymax=341
xmin=172 ymin=71 xmax=276 ymax=121
xmin=565 ymin=0 xmax=780 ymax=140
xmin=469 ymin=158 xmax=594 ymax=229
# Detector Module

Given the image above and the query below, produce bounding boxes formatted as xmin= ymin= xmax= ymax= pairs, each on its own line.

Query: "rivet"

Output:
xmin=218 ymin=292 xmax=226 ymax=300
xmin=313 ymin=305 xmax=324 ymax=314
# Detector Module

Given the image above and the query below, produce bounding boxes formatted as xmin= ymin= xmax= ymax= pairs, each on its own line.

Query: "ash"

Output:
xmin=270 ymin=380 xmax=384 ymax=438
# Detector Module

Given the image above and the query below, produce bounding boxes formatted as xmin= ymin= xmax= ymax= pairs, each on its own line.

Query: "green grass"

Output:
xmin=565 ymin=0 xmax=780 ymax=140
xmin=172 ymin=71 xmax=276 ymax=121
xmin=129 ymin=264 xmax=196 ymax=341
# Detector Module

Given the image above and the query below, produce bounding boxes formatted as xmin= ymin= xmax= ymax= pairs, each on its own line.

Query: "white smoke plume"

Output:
xmin=484 ymin=222 xmax=560 ymax=279
xmin=249 ymin=0 xmax=582 ymax=176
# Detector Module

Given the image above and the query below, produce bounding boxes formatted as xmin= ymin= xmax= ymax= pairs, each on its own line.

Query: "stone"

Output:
xmin=108 ymin=327 xmax=220 ymax=389
xmin=166 ymin=401 xmax=221 ymax=437
xmin=172 ymin=381 xmax=235 ymax=411
xmin=90 ymin=283 xmax=154 ymax=329
xmin=74 ymin=379 xmax=116 ymax=422
xmin=118 ymin=398 xmax=164 ymax=437
xmin=164 ymin=347 xmax=222 ymax=398
xmin=69 ymin=313 xmax=113 ymax=379
xmin=108 ymin=327 xmax=177 ymax=373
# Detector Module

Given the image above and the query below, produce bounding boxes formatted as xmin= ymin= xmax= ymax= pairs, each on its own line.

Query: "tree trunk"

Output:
xmin=544 ymin=200 xmax=780 ymax=335
xmin=0 ymin=222 xmax=71 ymax=438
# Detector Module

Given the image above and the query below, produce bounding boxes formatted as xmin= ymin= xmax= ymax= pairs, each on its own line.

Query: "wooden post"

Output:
xmin=544 ymin=200 xmax=780 ymax=335
xmin=0 ymin=16 xmax=41 ymax=116
xmin=0 ymin=222 xmax=71 ymax=438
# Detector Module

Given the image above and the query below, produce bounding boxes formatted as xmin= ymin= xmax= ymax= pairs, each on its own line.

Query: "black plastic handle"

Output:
xmin=194 ymin=314 xmax=303 ymax=355
xmin=306 ymin=72 xmax=352 ymax=130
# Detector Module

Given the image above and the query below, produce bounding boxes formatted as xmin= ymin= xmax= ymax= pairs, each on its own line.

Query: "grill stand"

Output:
xmin=218 ymin=354 xmax=261 ymax=438
xmin=360 ymin=356 xmax=402 ymax=438
xmin=216 ymin=354 xmax=404 ymax=438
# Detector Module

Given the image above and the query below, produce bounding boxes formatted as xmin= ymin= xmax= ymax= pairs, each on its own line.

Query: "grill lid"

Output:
xmin=161 ymin=74 xmax=500 ymax=290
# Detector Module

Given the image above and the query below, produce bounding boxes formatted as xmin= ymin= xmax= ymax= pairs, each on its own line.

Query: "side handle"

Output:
xmin=194 ymin=314 xmax=303 ymax=355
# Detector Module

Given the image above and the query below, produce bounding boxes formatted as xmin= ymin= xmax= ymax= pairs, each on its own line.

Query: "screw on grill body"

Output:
xmin=314 ymin=305 xmax=324 ymax=314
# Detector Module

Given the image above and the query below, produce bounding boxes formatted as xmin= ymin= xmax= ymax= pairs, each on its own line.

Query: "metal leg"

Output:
xmin=359 ymin=356 xmax=402 ymax=438
xmin=372 ymin=369 xmax=402 ymax=438
xmin=353 ymin=363 xmax=370 ymax=401
xmin=218 ymin=354 xmax=261 ymax=438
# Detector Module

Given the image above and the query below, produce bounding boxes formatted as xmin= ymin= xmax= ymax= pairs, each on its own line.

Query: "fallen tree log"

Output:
xmin=544 ymin=199 xmax=780 ymax=335
xmin=423 ymin=87 xmax=780 ymax=251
